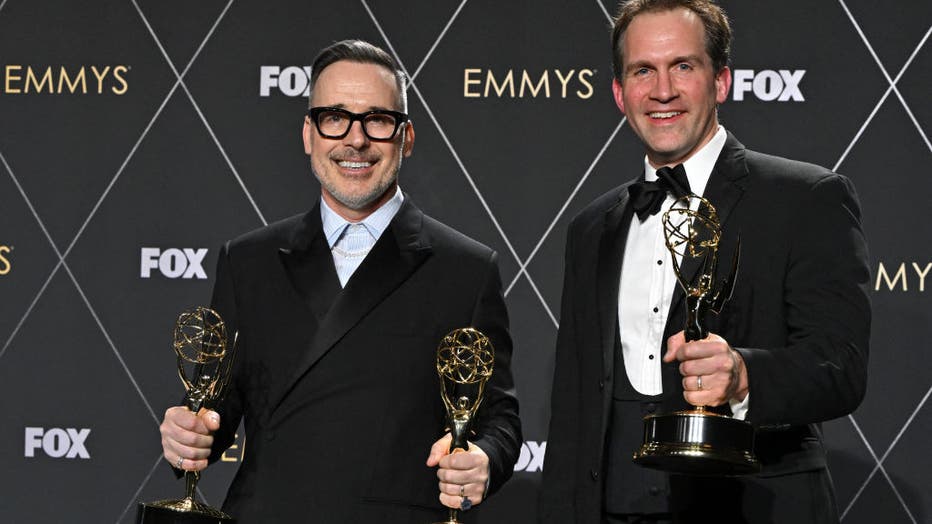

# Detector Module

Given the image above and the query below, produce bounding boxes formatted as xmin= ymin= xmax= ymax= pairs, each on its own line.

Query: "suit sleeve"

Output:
xmin=538 ymin=222 xmax=581 ymax=522
xmin=469 ymin=250 xmax=523 ymax=497
xmin=206 ymin=241 xmax=245 ymax=463
xmin=736 ymin=174 xmax=870 ymax=426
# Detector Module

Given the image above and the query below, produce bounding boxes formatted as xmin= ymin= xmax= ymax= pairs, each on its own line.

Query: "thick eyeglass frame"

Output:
xmin=307 ymin=106 xmax=409 ymax=141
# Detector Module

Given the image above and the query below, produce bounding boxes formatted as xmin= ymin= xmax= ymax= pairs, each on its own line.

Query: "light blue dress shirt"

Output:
xmin=320 ymin=186 xmax=404 ymax=287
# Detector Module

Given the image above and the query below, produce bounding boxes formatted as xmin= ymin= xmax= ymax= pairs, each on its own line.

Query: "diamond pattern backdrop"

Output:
xmin=0 ymin=0 xmax=929 ymax=522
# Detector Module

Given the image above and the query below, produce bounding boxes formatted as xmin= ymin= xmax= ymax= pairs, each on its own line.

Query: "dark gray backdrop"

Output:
xmin=1 ymin=0 xmax=929 ymax=522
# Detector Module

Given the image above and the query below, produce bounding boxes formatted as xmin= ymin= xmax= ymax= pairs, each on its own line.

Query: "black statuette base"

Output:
xmin=137 ymin=501 xmax=235 ymax=524
xmin=633 ymin=409 xmax=760 ymax=476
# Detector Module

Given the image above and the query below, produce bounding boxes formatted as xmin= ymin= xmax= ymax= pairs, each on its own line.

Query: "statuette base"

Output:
xmin=137 ymin=498 xmax=235 ymax=523
xmin=633 ymin=409 xmax=760 ymax=476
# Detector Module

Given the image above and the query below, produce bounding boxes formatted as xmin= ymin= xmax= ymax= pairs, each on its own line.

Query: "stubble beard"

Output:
xmin=315 ymin=152 xmax=403 ymax=211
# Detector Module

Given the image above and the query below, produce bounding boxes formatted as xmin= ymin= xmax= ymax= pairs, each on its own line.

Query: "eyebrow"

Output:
xmin=318 ymin=102 xmax=397 ymax=112
xmin=625 ymin=54 xmax=706 ymax=73
xmin=672 ymin=54 xmax=706 ymax=65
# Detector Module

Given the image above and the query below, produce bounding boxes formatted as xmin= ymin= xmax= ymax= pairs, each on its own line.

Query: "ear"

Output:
xmin=402 ymin=121 xmax=415 ymax=158
xmin=302 ymin=117 xmax=313 ymax=155
xmin=611 ymin=78 xmax=626 ymax=115
xmin=714 ymin=66 xmax=732 ymax=104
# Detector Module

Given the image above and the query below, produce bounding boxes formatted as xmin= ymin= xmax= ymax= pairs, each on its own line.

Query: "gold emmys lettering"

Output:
xmin=0 ymin=245 xmax=11 ymax=275
xmin=462 ymin=68 xmax=594 ymax=99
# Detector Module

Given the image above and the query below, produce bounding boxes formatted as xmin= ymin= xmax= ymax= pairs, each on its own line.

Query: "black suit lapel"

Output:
xmin=595 ymin=182 xmax=638 ymax=457
xmin=667 ymin=132 xmax=749 ymax=334
xmin=278 ymin=208 xmax=342 ymax=321
xmin=598 ymin=189 xmax=635 ymax=377
xmin=269 ymin=198 xmax=432 ymax=418
xmin=595 ymin=184 xmax=638 ymax=450
xmin=263 ymin=206 xmax=343 ymax=418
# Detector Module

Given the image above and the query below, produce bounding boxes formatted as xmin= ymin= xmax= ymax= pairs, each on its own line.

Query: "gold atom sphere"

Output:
xmin=173 ymin=306 xmax=227 ymax=364
xmin=436 ymin=327 xmax=494 ymax=384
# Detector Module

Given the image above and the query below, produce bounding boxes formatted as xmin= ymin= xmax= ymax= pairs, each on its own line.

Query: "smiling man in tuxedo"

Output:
xmin=540 ymin=1 xmax=870 ymax=522
xmin=156 ymin=39 xmax=521 ymax=523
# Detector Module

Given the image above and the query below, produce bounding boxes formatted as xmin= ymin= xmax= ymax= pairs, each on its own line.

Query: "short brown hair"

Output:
xmin=611 ymin=0 xmax=732 ymax=81
xmin=308 ymin=39 xmax=408 ymax=111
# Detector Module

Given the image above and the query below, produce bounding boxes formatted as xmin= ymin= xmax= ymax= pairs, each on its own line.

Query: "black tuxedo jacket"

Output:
xmin=205 ymin=195 xmax=521 ymax=523
xmin=539 ymin=133 xmax=870 ymax=523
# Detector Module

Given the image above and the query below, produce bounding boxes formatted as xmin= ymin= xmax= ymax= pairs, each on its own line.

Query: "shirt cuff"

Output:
xmin=729 ymin=393 xmax=750 ymax=420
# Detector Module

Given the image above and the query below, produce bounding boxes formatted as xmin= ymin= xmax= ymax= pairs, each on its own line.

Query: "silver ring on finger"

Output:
xmin=696 ymin=375 xmax=703 ymax=391
xmin=459 ymin=485 xmax=465 ymax=497
xmin=176 ymin=456 xmax=184 ymax=469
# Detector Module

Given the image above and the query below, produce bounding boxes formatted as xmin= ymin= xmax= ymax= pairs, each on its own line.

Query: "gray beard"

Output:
xmin=316 ymin=132 xmax=406 ymax=210
xmin=311 ymin=154 xmax=403 ymax=211
xmin=318 ymin=171 xmax=398 ymax=210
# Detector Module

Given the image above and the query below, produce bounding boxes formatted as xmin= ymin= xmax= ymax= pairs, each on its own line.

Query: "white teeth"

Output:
xmin=649 ymin=111 xmax=682 ymax=119
xmin=338 ymin=161 xmax=372 ymax=168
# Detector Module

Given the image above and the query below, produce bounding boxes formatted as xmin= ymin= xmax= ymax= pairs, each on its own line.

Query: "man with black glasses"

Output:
xmin=157 ymin=39 xmax=521 ymax=523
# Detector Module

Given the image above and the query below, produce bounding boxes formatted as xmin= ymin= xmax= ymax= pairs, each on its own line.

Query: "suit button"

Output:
xmin=599 ymin=380 xmax=605 ymax=390
xmin=645 ymin=403 xmax=657 ymax=414
xmin=649 ymin=486 xmax=661 ymax=496
xmin=590 ymin=469 xmax=599 ymax=480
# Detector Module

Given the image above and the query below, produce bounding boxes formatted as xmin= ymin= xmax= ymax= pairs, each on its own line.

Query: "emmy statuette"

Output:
xmin=432 ymin=328 xmax=494 ymax=524
xmin=137 ymin=307 xmax=238 ymax=523
xmin=632 ymin=195 xmax=760 ymax=475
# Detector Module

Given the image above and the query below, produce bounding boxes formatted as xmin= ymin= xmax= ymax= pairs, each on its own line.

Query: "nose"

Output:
xmin=650 ymin=70 xmax=677 ymax=102
xmin=343 ymin=119 xmax=370 ymax=148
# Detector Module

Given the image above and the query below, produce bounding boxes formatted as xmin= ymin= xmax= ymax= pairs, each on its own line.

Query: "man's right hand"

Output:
xmin=159 ymin=406 xmax=220 ymax=472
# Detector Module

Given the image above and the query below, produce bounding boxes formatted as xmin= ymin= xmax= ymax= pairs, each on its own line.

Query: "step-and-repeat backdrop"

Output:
xmin=1 ymin=0 xmax=929 ymax=522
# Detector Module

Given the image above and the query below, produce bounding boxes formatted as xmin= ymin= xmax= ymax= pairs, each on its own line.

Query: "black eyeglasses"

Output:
xmin=307 ymin=107 xmax=408 ymax=141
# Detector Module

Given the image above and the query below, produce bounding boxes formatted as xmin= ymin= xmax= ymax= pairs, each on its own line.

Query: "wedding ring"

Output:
xmin=460 ymin=496 xmax=472 ymax=511
xmin=696 ymin=375 xmax=703 ymax=390
xmin=176 ymin=456 xmax=184 ymax=469
xmin=459 ymin=485 xmax=465 ymax=497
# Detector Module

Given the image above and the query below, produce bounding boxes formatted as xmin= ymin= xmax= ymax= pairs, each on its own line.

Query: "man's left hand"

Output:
xmin=426 ymin=433 xmax=490 ymax=510
xmin=664 ymin=331 xmax=749 ymax=407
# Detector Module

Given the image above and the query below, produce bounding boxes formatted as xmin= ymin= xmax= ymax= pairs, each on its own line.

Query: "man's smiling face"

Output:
xmin=303 ymin=60 xmax=414 ymax=220
xmin=613 ymin=8 xmax=731 ymax=167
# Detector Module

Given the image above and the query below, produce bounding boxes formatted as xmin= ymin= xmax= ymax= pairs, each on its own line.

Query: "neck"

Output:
xmin=322 ymin=183 xmax=397 ymax=222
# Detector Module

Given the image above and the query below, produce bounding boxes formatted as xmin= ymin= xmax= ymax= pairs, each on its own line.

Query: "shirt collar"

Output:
xmin=643 ymin=125 xmax=727 ymax=198
xmin=320 ymin=186 xmax=405 ymax=248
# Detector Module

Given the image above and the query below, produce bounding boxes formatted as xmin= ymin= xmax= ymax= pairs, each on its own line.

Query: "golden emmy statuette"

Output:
xmin=433 ymin=328 xmax=494 ymax=524
xmin=632 ymin=195 xmax=760 ymax=475
xmin=137 ymin=307 xmax=238 ymax=524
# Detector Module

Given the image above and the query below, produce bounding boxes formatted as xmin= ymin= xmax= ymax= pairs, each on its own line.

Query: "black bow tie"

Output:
xmin=628 ymin=164 xmax=692 ymax=221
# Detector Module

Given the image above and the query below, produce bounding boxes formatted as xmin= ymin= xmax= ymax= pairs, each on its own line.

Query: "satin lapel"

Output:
xmin=667 ymin=133 xmax=749 ymax=332
xmin=266 ymin=207 xmax=344 ymax=413
xmin=278 ymin=209 xmax=342 ymax=321
xmin=597 ymin=189 xmax=634 ymax=385
xmin=596 ymin=186 xmax=634 ymax=448
xmin=269 ymin=199 xmax=432 ymax=416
